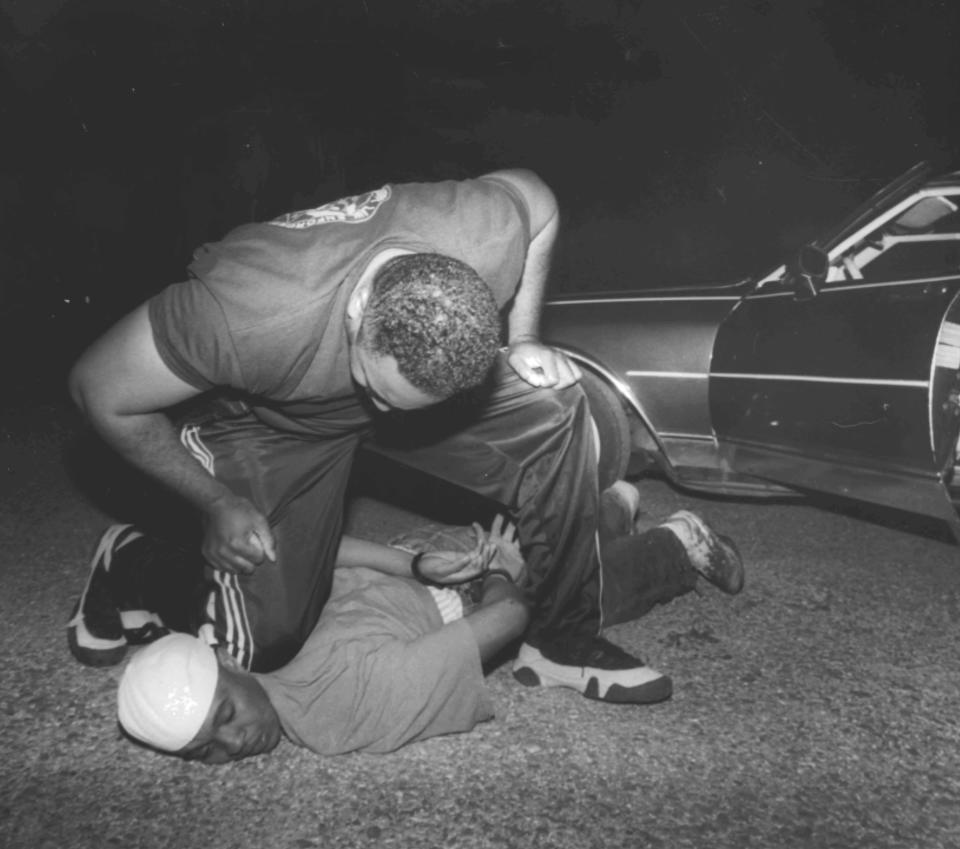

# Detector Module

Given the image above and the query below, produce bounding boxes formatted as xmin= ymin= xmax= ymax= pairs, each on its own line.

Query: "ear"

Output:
xmin=347 ymin=277 xmax=373 ymax=323
xmin=215 ymin=646 xmax=242 ymax=671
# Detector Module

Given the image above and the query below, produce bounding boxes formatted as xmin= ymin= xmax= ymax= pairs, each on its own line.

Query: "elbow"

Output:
xmin=487 ymin=168 xmax=558 ymax=232
xmin=67 ymin=359 xmax=90 ymax=416
xmin=67 ymin=355 xmax=113 ymax=428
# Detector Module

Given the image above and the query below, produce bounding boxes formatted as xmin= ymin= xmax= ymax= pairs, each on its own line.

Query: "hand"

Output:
xmin=416 ymin=523 xmax=493 ymax=584
xmin=484 ymin=514 xmax=526 ymax=584
xmin=507 ymin=339 xmax=582 ymax=389
xmin=201 ymin=492 xmax=276 ymax=575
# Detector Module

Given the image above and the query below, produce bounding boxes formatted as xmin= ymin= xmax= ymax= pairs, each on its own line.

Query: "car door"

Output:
xmin=709 ymin=172 xmax=960 ymax=524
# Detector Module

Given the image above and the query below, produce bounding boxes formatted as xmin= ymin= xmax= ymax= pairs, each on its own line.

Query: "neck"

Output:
xmin=346 ymin=248 xmax=414 ymax=345
xmin=355 ymin=247 xmax=414 ymax=292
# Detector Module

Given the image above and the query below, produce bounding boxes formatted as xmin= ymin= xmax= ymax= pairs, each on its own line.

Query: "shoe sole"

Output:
xmin=513 ymin=650 xmax=673 ymax=704
xmin=66 ymin=525 xmax=141 ymax=667
xmin=66 ymin=602 xmax=128 ymax=667
xmin=665 ymin=511 xmax=744 ymax=595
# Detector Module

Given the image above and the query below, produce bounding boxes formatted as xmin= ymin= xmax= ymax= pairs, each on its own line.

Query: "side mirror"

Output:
xmin=789 ymin=244 xmax=829 ymax=301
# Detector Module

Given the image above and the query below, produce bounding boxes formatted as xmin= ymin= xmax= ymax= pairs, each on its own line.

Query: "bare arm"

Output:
xmin=68 ymin=303 xmax=275 ymax=573
xmin=483 ymin=168 xmax=581 ymax=389
xmin=463 ymin=575 xmax=530 ymax=662
xmin=335 ymin=536 xmax=413 ymax=575
xmin=336 ymin=532 xmax=490 ymax=584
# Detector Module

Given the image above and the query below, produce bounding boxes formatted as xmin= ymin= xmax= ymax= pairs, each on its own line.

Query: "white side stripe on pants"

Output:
xmin=180 ymin=423 xmax=254 ymax=669
xmin=180 ymin=425 xmax=215 ymax=474
xmin=588 ymin=412 xmax=605 ymax=635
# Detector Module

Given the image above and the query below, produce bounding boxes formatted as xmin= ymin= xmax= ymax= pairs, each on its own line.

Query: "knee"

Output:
xmin=524 ymin=381 xmax=588 ymax=419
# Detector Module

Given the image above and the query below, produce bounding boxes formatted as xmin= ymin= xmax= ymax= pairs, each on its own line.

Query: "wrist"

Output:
xmin=482 ymin=568 xmax=515 ymax=586
xmin=203 ymin=485 xmax=246 ymax=514
xmin=510 ymin=334 xmax=539 ymax=345
xmin=410 ymin=551 xmax=436 ymax=586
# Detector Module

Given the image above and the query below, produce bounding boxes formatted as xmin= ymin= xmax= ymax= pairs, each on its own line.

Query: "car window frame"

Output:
xmin=754 ymin=184 xmax=960 ymax=294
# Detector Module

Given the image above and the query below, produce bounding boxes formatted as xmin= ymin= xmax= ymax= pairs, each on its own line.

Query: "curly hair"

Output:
xmin=359 ymin=253 xmax=502 ymax=398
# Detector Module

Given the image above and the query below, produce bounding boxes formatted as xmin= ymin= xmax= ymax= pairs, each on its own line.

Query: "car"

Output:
xmin=541 ymin=161 xmax=960 ymax=540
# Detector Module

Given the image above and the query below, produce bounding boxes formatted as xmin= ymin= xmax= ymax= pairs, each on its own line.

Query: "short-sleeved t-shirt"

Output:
xmin=148 ymin=176 xmax=531 ymax=404
xmin=256 ymin=567 xmax=494 ymax=755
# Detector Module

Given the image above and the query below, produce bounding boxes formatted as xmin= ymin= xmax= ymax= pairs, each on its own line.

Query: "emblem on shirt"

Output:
xmin=269 ymin=186 xmax=392 ymax=229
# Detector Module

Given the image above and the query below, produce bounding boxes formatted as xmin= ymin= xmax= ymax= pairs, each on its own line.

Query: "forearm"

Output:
xmin=464 ymin=576 xmax=530 ymax=662
xmin=68 ymin=302 xmax=230 ymax=512
xmin=85 ymin=408 xmax=233 ymax=513
xmin=336 ymin=536 xmax=414 ymax=576
xmin=487 ymin=168 xmax=559 ymax=343
xmin=507 ymin=210 xmax=558 ymax=343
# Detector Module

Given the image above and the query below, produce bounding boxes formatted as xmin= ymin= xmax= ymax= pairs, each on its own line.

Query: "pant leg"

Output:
xmin=183 ymin=407 xmax=363 ymax=672
xmin=599 ymin=529 xmax=699 ymax=627
xmin=371 ymin=353 xmax=602 ymax=646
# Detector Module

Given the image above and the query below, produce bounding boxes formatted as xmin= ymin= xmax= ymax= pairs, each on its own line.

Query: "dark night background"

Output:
xmin=2 ymin=0 xmax=959 ymax=400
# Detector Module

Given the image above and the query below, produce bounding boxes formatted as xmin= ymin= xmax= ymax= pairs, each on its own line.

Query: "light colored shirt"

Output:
xmin=256 ymin=567 xmax=494 ymax=755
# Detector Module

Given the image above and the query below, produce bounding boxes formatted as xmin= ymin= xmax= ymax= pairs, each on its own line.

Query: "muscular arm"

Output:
xmin=484 ymin=168 xmax=558 ymax=342
xmin=68 ymin=303 xmax=275 ymax=572
xmin=483 ymin=168 xmax=581 ymax=388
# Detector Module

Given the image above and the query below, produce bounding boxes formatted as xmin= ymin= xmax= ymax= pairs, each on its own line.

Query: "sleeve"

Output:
xmin=392 ymin=178 xmax=532 ymax=309
xmin=273 ymin=618 xmax=495 ymax=755
xmin=148 ymin=280 xmax=244 ymax=390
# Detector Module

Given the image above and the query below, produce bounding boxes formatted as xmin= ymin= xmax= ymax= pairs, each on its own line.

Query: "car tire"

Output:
xmin=578 ymin=367 xmax=631 ymax=492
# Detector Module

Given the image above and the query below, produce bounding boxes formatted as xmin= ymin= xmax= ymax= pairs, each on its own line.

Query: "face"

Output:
xmin=350 ymin=342 xmax=443 ymax=413
xmin=179 ymin=660 xmax=282 ymax=765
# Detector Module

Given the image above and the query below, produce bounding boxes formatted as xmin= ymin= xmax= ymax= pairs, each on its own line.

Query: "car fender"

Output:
xmin=555 ymin=345 xmax=667 ymax=452
xmin=554 ymin=346 xmax=669 ymax=489
xmin=542 ymin=289 xmax=743 ymax=476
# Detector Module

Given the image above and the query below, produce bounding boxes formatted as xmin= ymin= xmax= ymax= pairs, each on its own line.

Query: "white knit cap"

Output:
xmin=117 ymin=633 xmax=219 ymax=752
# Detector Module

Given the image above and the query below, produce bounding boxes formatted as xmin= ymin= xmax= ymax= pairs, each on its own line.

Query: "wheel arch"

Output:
xmin=558 ymin=347 xmax=674 ymax=481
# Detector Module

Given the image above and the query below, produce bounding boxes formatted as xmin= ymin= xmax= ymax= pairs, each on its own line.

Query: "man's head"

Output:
xmin=117 ymin=633 xmax=282 ymax=765
xmin=349 ymin=253 xmax=501 ymax=411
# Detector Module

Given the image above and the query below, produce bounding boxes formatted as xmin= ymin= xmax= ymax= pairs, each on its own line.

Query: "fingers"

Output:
xmin=422 ymin=552 xmax=486 ymax=584
xmin=538 ymin=349 xmax=581 ymax=389
xmin=507 ymin=348 xmax=547 ymax=387
xmin=508 ymin=343 xmax=583 ymax=390
xmin=552 ymin=353 xmax=582 ymax=389
xmin=488 ymin=513 xmax=517 ymax=542
xmin=204 ymin=526 xmax=276 ymax=575
xmin=251 ymin=526 xmax=277 ymax=562
xmin=203 ymin=540 xmax=261 ymax=575
xmin=203 ymin=495 xmax=276 ymax=574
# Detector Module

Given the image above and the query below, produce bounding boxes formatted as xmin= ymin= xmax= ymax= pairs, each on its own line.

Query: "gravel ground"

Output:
xmin=3 ymin=399 xmax=960 ymax=849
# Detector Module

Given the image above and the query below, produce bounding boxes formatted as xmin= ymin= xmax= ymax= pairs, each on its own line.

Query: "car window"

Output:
xmin=829 ymin=194 xmax=960 ymax=284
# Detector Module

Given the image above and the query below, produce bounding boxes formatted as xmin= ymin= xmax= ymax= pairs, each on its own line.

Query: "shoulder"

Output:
xmin=477 ymin=169 xmax=557 ymax=234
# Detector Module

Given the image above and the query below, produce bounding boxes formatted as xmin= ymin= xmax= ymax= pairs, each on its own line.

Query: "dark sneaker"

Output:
xmin=659 ymin=510 xmax=745 ymax=595
xmin=512 ymin=636 xmax=673 ymax=704
xmin=66 ymin=525 xmax=150 ymax=666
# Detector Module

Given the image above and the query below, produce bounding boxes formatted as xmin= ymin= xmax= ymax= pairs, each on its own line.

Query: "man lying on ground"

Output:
xmin=114 ymin=484 xmax=744 ymax=763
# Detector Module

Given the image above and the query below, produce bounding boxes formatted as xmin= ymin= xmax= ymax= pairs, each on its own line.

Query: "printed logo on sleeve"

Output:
xmin=269 ymin=186 xmax=392 ymax=229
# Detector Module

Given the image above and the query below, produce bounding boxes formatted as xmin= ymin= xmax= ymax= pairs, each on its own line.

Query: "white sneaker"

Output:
xmin=512 ymin=637 xmax=672 ymax=704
